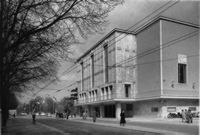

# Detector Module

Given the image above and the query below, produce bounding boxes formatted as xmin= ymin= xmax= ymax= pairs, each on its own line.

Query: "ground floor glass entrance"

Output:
xmin=104 ymin=105 xmax=115 ymax=118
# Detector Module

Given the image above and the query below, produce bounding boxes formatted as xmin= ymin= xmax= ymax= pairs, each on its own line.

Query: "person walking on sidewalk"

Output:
xmin=120 ymin=109 xmax=126 ymax=126
xmin=32 ymin=108 xmax=36 ymax=124
xmin=181 ymin=109 xmax=186 ymax=122
xmin=92 ymin=110 xmax=97 ymax=123
xmin=83 ymin=111 xmax=87 ymax=120
xmin=187 ymin=109 xmax=193 ymax=123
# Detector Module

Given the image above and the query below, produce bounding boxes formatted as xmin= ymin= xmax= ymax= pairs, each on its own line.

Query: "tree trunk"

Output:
xmin=2 ymin=85 xmax=10 ymax=128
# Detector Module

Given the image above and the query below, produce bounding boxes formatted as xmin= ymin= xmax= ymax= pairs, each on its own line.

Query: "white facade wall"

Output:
xmin=76 ymin=30 xmax=136 ymax=105
xmin=161 ymin=20 xmax=199 ymax=98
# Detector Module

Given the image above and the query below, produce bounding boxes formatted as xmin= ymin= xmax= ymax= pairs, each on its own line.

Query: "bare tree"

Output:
xmin=44 ymin=96 xmax=54 ymax=114
xmin=0 ymin=0 xmax=123 ymax=128
xmin=59 ymin=97 xmax=74 ymax=117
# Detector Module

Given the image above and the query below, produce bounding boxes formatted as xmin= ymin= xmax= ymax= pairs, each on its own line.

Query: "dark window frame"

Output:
xmin=178 ymin=63 xmax=187 ymax=83
xmin=151 ymin=107 xmax=159 ymax=112
xmin=125 ymin=84 xmax=131 ymax=98
xmin=91 ymin=55 xmax=94 ymax=88
xmin=126 ymin=104 xmax=133 ymax=111
xmin=104 ymin=44 xmax=109 ymax=83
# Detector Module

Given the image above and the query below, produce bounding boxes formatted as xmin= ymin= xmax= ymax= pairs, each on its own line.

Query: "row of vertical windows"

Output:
xmin=101 ymin=85 xmax=112 ymax=100
xmin=89 ymin=90 xmax=97 ymax=102
xmin=81 ymin=53 xmax=187 ymax=95
xmin=80 ymin=43 xmax=109 ymax=91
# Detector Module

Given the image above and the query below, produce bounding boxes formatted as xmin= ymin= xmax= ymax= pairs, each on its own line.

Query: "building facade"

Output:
xmin=74 ymin=17 xmax=199 ymax=119
xmin=134 ymin=16 xmax=199 ymax=118
xmin=76 ymin=29 xmax=136 ymax=119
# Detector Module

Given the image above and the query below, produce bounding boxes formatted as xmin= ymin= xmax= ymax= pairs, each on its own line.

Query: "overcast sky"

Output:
xmin=21 ymin=0 xmax=199 ymax=102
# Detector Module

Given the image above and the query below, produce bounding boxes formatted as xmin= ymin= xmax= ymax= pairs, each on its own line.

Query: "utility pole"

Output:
xmin=53 ymin=96 xmax=57 ymax=114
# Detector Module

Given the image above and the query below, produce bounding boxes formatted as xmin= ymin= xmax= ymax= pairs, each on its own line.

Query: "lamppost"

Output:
xmin=53 ymin=96 xmax=57 ymax=114
xmin=37 ymin=101 xmax=40 ymax=114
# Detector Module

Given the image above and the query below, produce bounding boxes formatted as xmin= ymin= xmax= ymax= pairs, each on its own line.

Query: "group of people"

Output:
xmin=181 ymin=109 xmax=193 ymax=123
xmin=31 ymin=107 xmax=194 ymax=126
xmin=56 ymin=112 xmax=63 ymax=118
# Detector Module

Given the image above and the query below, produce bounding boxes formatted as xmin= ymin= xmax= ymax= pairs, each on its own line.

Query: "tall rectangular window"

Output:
xmin=178 ymin=54 xmax=187 ymax=84
xmin=125 ymin=84 xmax=131 ymax=98
xmin=104 ymin=44 xmax=108 ymax=83
xmin=178 ymin=63 xmax=186 ymax=83
xmin=91 ymin=55 xmax=94 ymax=88
xmin=101 ymin=88 xmax=104 ymax=100
xmin=80 ymin=62 xmax=84 ymax=91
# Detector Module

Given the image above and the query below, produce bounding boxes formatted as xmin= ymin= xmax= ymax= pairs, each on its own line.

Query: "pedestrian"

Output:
xmin=187 ymin=110 xmax=193 ymax=123
xmin=82 ymin=112 xmax=85 ymax=120
xmin=181 ymin=110 xmax=186 ymax=122
xmin=67 ymin=112 xmax=70 ymax=119
xmin=185 ymin=109 xmax=189 ymax=123
xmin=92 ymin=110 xmax=97 ymax=123
xmin=32 ymin=109 xmax=36 ymax=124
xmin=85 ymin=111 xmax=88 ymax=120
xmin=83 ymin=111 xmax=87 ymax=120
xmin=120 ymin=109 xmax=126 ymax=126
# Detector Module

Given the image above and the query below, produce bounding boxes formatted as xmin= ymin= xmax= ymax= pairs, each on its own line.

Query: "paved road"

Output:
xmin=3 ymin=116 xmax=199 ymax=135
xmin=38 ymin=118 xmax=159 ymax=135
xmin=3 ymin=117 xmax=159 ymax=135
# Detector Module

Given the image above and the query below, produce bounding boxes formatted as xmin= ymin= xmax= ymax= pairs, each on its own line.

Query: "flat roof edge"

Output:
xmin=76 ymin=28 xmax=135 ymax=62
xmin=135 ymin=16 xmax=200 ymax=34
xmin=76 ymin=16 xmax=200 ymax=63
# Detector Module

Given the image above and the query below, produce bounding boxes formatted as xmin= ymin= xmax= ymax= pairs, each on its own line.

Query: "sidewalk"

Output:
xmin=127 ymin=117 xmax=199 ymax=125
xmin=69 ymin=116 xmax=199 ymax=125
xmin=68 ymin=116 xmax=199 ymax=135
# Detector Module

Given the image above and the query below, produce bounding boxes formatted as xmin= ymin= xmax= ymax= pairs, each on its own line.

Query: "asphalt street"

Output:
xmin=38 ymin=118 xmax=161 ymax=135
xmin=2 ymin=116 xmax=199 ymax=135
xmin=3 ymin=117 xmax=159 ymax=135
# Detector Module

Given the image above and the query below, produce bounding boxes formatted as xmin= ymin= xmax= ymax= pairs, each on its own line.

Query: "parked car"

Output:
xmin=192 ymin=112 xmax=199 ymax=117
xmin=167 ymin=112 xmax=182 ymax=118
xmin=46 ymin=113 xmax=52 ymax=117
xmin=40 ymin=112 xmax=45 ymax=116
xmin=20 ymin=112 xmax=27 ymax=116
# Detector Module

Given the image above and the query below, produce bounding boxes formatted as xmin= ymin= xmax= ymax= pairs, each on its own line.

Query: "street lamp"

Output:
xmin=37 ymin=101 xmax=40 ymax=113
xmin=53 ymin=96 xmax=57 ymax=114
